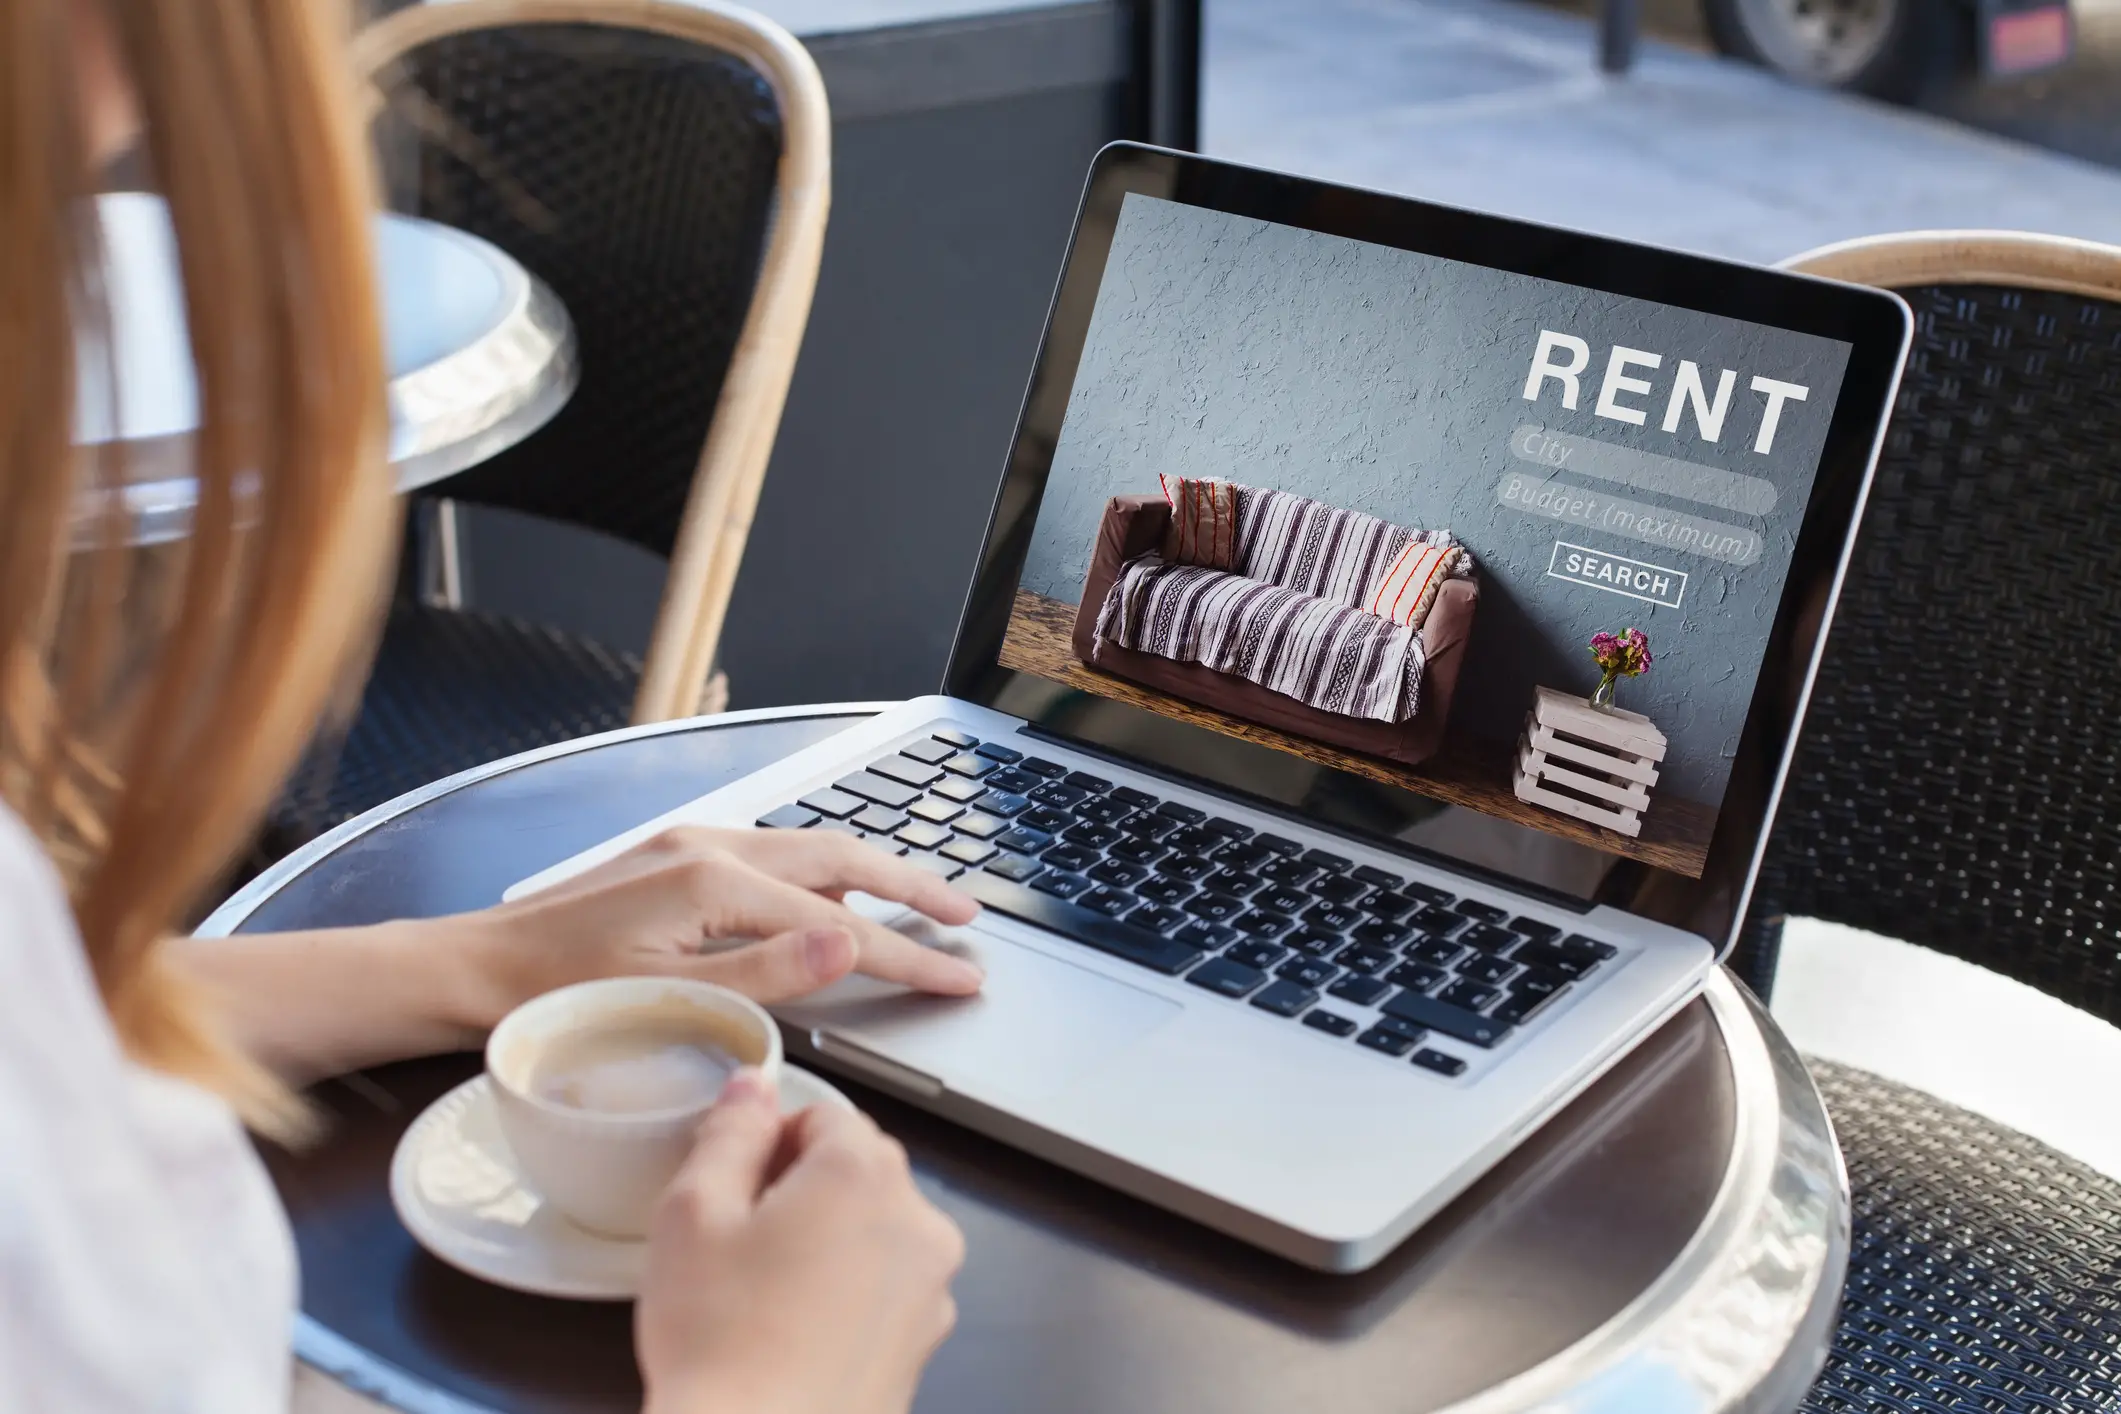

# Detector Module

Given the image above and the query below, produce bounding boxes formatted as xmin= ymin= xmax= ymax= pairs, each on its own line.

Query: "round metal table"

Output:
xmin=78 ymin=191 xmax=575 ymax=545
xmin=199 ymin=706 xmax=1850 ymax=1414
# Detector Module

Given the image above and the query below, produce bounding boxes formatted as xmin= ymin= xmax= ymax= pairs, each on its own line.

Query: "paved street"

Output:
xmin=1205 ymin=0 xmax=2121 ymax=265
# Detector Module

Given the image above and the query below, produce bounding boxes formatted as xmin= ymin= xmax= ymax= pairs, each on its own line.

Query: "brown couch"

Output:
xmin=1069 ymin=495 xmax=1478 ymax=766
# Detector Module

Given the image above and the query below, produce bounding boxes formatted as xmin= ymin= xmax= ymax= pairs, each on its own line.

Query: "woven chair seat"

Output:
xmin=271 ymin=602 xmax=639 ymax=843
xmin=1802 ymin=1059 xmax=2121 ymax=1412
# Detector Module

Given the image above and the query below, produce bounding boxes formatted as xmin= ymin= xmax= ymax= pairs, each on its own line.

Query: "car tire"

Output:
xmin=1702 ymin=0 xmax=1970 ymax=103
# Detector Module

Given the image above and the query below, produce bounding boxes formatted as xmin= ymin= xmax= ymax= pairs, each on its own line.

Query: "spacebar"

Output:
xmin=955 ymin=872 xmax=1203 ymax=976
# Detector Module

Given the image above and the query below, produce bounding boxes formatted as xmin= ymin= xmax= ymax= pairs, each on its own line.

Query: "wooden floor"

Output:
xmin=1000 ymin=590 xmax=1716 ymax=878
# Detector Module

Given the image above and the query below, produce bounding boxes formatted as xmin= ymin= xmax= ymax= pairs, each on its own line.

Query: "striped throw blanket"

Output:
xmin=1094 ymin=485 xmax=1471 ymax=723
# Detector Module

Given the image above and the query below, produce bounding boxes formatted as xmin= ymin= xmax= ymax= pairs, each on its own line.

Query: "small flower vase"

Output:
xmin=1590 ymin=670 xmax=1621 ymax=712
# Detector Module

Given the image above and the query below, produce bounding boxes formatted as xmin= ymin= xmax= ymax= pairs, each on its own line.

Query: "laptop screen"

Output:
xmin=950 ymin=149 xmax=1907 ymax=943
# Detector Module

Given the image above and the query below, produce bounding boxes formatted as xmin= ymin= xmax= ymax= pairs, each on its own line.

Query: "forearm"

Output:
xmin=168 ymin=914 xmax=515 ymax=1082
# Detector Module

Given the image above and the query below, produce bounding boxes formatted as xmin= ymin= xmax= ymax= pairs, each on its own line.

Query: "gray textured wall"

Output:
xmin=1020 ymin=194 xmax=1852 ymax=804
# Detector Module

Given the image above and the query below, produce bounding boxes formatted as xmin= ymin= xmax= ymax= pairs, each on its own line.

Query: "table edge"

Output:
xmin=213 ymin=704 xmax=1849 ymax=1414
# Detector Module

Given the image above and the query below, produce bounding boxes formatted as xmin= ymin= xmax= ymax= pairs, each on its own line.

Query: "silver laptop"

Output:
xmin=509 ymin=146 xmax=1911 ymax=1273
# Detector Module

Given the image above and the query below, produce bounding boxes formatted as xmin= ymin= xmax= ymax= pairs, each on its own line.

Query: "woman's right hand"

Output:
xmin=636 ymin=1070 xmax=965 ymax=1414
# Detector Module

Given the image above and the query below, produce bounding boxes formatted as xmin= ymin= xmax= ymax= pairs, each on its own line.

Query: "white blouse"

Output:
xmin=0 ymin=803 xmax=295 ymax=1413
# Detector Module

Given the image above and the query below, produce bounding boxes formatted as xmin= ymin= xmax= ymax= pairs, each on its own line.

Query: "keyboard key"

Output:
xmin=1334 ymin=944 xmax=1395 ymax=976
xmin=1461 ymin=924 xmax=1519 ymax=953
xmin=1165 ymin=826 xmax=1220 ymax=854
xmin=1387 ymin=962 xmax=1447 ymax=993
xmin=1301 ymin=849 xmax=1351 ymax=874
xmin=1412 ymin=1048 xmax=1467 ymax=1077
xmin=1381 ymin=991 xmax=1511 ymax=1048
xmin=1226 ymin=939 xmax=1287 ymax=969
xmin=1262 ymin=857 xmax=1320 ymax=889
xmin=1175 ymin=920 xmax=1234 ymax=951
xmin=1159 ymin=854 xmax=1218 ymax=883
xmin=1204 ymin=869 xmax=1263 ymax=899
xmin=1405 ymin=936 xmax=1466 ymax=967
xmin=1076 ymin=797 xmax=1133 ymax=825
xmin=1374 ymin=1014 xmax=1427 ymax=1042
xmin=1311 ymin=874 xmax=1371 ymax=906
xmin=1304 ymin=901 xmax=1364 ymax=933
xmin=1353 ymin=865 xmax=1403 ymax=890
xmin=1513 ymin=943 xmax=1598 ymax=978
xmin=1020 ymin=756 xmax=1067 ymax=779
xmin=1351 ymin=920 xmax=1409 ymax=950
xmin=799 ymin=787 xmax=865 ymax=818
xmin=1303 ymin=1010 xmax=1359 ymax=1038
xmin=1287 ymin=929 xmax=1342 ymax=957
xmin=974 ymin=744 xmax=1022 ymax=766
xmin=1255 ymin=833 xmax=1303 ymax=856
xmin=1202 ymin=816 xmax=1253 ymax=840
xmin=1031 ymin=870 xmax=1090 ymax=900
xmin=1124 ymin=812 xmax=1182 ymax=842
xmin=1156 ymin=801 xmax=1206 ymax=825
xmin=1109 ymin=835 xmax=1168 ymax=865
xmin=896 ymin=821 xmax=955 ymax=850
xmin=757 ymin=804 xmax=819 ymax=829
xmin=871 ymin=756 xmax=944 ymax=788
xmin=1329 ymin=975 xmax=1391 ymax=1006
xmin=1079 ymin=886 xmax=1135 ymax=918
xmin=940 ymin=837 xmax=998 ymax=867
xmin=1363 ymin=891 xmax=1421 ymax=923
xmin=1511 ymin=916 xmax=1562 ymax=943
xmin=981 ymin=792 xmax=1032 ymax=818
xmin=1402 ymin=881 xmax=1454 ymax=906
xmin=1251 ymin=981 xmax=1316 ymax=1018
xmin=942 ymin=753 xmax=995 ymax=779
xmin=952 ymin=812 xmax=1009 ymax=841
xmin=983 ymin=853 xmax=1042 ymax=883
xmin=1491 ymin=984 xmax=1567 ymax=1027
xmin=1186 ymin=958 xmax=1266 ymax=998
xmin=1411 ymin=907 xmax=1469 ymax=936
xmin=1456 ymin=900 xmax=1509 ymax=924
xmin=1184 ymin=892 xmax=1245 ymax=923
xmin=1137 ymin=876 xmax=1194 ymax=905
xmin=1020 ymin=806 xmax=1072 ymax=834
xmin=1110 ymin=786 xmax=1158 ymax=809
xmin=851 ymin=805 xmax=910 ymax=834
xmin=1091 ymin=859 xmax=1148 ymax=888
xmin=1513 ymin=969 xmax=1567 ymax=1001
xmin=1064 ymin=820 xmax=1122 ymax=850
xmin=1215 ymin=842 xmax=1276 ymax=871
xmin=1029 ymin=781 xmax=1089 ymax=809
xmin=1064 ymin=770 xmax=1111 ymax=794
xmin=932 ymin=778 xmax=987 ymax=805
xmin=901 ymin=738 xmax=958 ymax=765
xmin=835 ymin=772 xmax=921 ymax=810
xmin=987 ymin=767 xmax=1039 ymax=794
xmin=931 ymin=728 xmax=978 ymax=748
xmin=1561 ymin=933 xmax=1619 ymax=961
xmin=1040 ymin=844 xmax=1098 ymax=874
xmin=1232 ymin=911 xmax=1295 ymax=942
xmin=1249 ymin=886 xmax=1306 ymax=916
xmin=1439 ymin=978 xmax=1499 ymax=1011
xmin=994 ymin=826 xmax=1049 ymax=853
xmin=1357 ymin=1026 xmax=1416 ymax=1057
xmin=1459 ymin=954 xmax=1519 ymax=987
xmin=1278 ymin=957 xmax=1337 ymax=988
xmin=904 ymin=852 xmax=964 ymax=879
xmin=1126 ymin=901 xmax=1188 ymax=935
xmin=952 ymin=871 xmax=1204 ymax=975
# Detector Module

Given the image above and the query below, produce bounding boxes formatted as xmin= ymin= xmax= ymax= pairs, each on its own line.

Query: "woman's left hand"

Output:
xmin=458 ymin=826 xmax=986 ymax=1027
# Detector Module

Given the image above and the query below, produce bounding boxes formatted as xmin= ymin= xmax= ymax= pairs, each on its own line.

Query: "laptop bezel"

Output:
xmin=939 ymin=142 xmax=1911 ymax=959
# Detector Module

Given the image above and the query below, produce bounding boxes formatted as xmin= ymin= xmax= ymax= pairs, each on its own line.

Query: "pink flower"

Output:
xmin=1589 ymin=628 xmax=1653 ymax=678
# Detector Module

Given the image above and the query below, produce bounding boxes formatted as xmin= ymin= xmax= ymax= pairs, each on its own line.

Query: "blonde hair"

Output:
xmin=0 ymin=0 xmax=397 ymax=1132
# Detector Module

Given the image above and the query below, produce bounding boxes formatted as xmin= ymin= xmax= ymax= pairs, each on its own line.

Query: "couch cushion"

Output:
xmin=1367 ymin=539 xmax=1465 ymax=628
xmin=1158 ymin=474 xmax=1241 ymax=570
xmin=1094 ymin=558 xmax=1427 ymax=723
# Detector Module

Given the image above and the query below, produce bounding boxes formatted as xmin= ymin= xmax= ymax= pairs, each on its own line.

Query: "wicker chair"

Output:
xmin=271 ymin=0 xmax=828 ymax=846
xmin=1741 ymin=232 xmax=2121 ymax=1413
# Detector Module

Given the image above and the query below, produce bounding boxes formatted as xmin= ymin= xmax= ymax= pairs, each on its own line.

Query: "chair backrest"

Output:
xmin=1737 ymin=232 xmax=2121 ymax=1028
xmin=354 ymin=0 xmax=828 ymax=720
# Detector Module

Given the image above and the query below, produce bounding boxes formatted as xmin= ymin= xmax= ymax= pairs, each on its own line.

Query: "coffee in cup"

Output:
xmin=486 ymin=977 xmax=783 ymax=1238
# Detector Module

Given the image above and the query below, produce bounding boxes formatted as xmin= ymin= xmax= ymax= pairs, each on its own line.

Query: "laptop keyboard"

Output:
xmin=758 ymin=727 xmax=1622 ymax=1078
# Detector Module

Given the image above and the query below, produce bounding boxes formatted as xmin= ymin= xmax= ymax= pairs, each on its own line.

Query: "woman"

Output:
xmin=0 ymin=0 xmax=981 ymax=1410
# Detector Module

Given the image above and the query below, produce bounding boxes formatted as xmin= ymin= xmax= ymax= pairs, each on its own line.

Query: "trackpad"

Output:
xmin=776 ymin=915 xmax=1182 ymax=1102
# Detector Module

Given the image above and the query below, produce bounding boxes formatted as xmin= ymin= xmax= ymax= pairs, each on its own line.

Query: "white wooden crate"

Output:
xmin=1511 ymin=687 xmax=1667 ymax=838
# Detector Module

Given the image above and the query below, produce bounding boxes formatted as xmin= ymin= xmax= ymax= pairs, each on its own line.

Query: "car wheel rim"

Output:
xmin=1736 ymin=0 xmax=1897 ymax=83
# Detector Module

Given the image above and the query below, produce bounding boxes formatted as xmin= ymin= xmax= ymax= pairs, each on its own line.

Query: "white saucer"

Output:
xmin=390 ymin=1065 xmax=852 ymax=1301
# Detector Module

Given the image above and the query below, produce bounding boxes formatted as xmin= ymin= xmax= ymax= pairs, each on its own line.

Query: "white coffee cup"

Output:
xmin=486 ymin=976 xmax=783 ymax=1239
